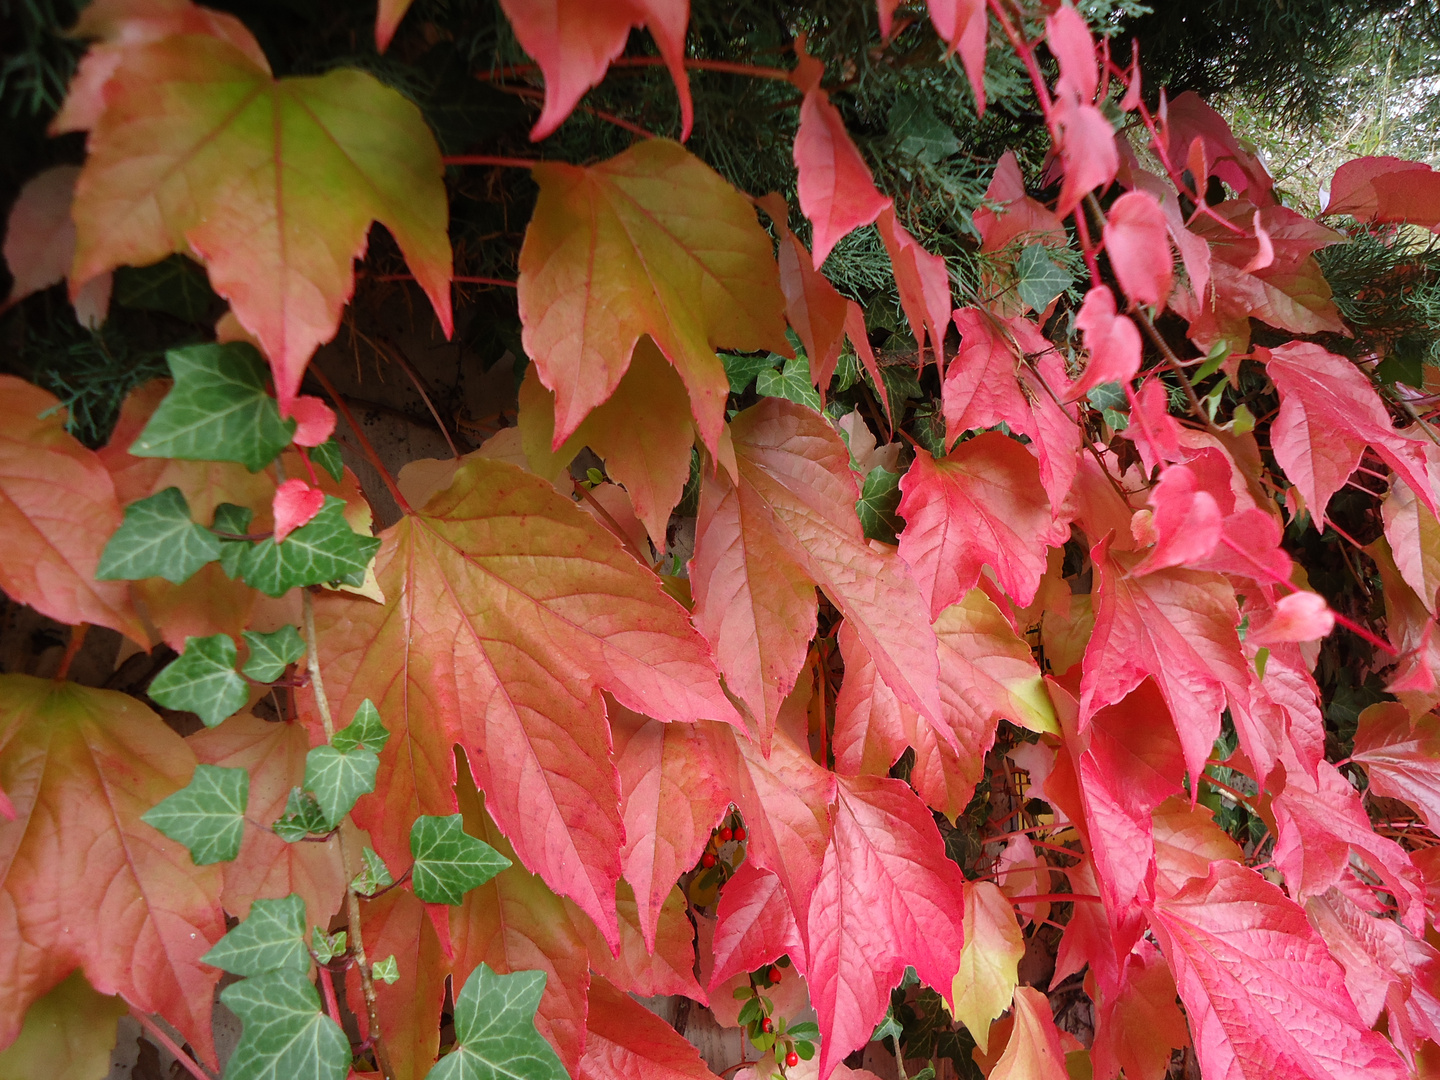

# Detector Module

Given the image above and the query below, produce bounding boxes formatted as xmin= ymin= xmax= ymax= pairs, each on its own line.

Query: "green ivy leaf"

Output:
xmin=721 ymin=351 xmax=780 ymax=394
xmin=1015 ymin=244 xmax=1072 ymax=312
xmin=352 ymin=846 xmax=393 ymax=895
xmin=221 ymin=969 xmax=349 ymax=1080
xmin=310 ymin=928 xmax=346 ymax=965
xmin=272 ymin=788 xmax=331 ymax=843
xmin=889 ymin=93 xmax=961 ymax=164
xmin=409 ymin=814 xmax=510 ymax=906
xmin=237 ymin=497 xmax=381 ymax=598
xmin=96 ymin=487 xmax=222 ymax=584
xmin=202 ymin=894 xmax=308 ymax=976
xmin=309 ymin=438 xmax=345 ymax=482
xmin=130 ymin=342 xmax=296 ymax=472
xmin=141 ymin=763 xmax=248 ymax=865
xmin=304 ymin=744 xmax=379 ymax=828
xmin=242 ymin=625 xmax=306 ymax=683
xmin=756 ymin=355 xmax=822 ymax=412
xmin=856 ymin=466 xmax=903 ymax=544
xmin=372 ymin=955 xmax=400 ymax=984
xmin=213 ymin=503 xmax=256 ymax=579
xmin=424 ymin=965 xmax=565 ymax=1080
xmin=147 ymin=634 xmax=248 ymax=727
xmin=113 ymin=254 xmax=218 ymax=322
xmin=333 ymin=699 xmax=389 ymax=754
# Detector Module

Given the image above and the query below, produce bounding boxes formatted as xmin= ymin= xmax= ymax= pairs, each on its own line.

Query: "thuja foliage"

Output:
xmin=6 ymin=2 xmax=1440 ymax=1080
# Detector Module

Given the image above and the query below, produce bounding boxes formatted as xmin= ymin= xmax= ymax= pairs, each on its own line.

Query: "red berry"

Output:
xmin=761 ymin=1017 xmax=774 ymax=1033
xmin=702 ymin=852 xmax=717 ymax=868
xmin=786 ymin=1051 xmax=800 ymax=1068
xmin=767 ymin=965 xmax=782 ymax=984
xmin=734 ymin=826 xmax=747 ymax=842
xmin=719 ymin=826 xmax=734 ymax=842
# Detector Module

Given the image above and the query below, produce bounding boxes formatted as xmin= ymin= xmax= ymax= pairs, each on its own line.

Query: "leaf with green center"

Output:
xmin=333 ymin=699 xmax=389 ymax=754
xmin=310 ymin=438 xmax=344 ymax=483
xmin=97 ymin=487 xmax=222 ymax=584
xmin=202 ymin=894 xmax=308 ymax=976
xmin=237 ymin=497 xmax=380 ymax=597
xmin=756 ymin=355 xmax=823 ymax=412
xmin=142 ymin=763 xmax=249 ymax=865
xmin=71 ymin=33 xmax=452 ymax=413
xmin=242 ymin=626 xmax=305 ymax=683
xmin=304 ymin=744 xmax=380 ymax=828
xmin=856 ymin=466 xmax=903 ymax=544
xmin=425 ymin=964 xmax=566 ymax=1080
xmin=353 ymin=846 xmax=394 ymax=896
xmin=410 ymin=814 xmax=511 ymax=906
xmin=1014 ymin=244 xmax=1073 ymax=313
xmin=273 ymin=788 xmax=331 ymax=843
xmin=373 ymin=955 xmax=400 ymax=984
xmin=126 ymin=344 xmax=294 ymax=471
xmin=213 ymin=502 xmax=256 ymax=578
xmin=148 ymin=634 xmax=248 ymax=728
xmin=220 ymin=969 xmax=349 ymax=1080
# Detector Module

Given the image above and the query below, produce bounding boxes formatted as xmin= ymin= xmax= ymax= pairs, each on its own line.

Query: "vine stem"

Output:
xmin=441 ymin=155 xmax=537 ymax=169
xmin=130 ymin=1009 xmax=217 ymax=1080
xmin=303 ymin=590 xmax=397 ymax=1080
xmin=54 ymin=623 xmax=88 ymax=681
xmin=309 ymin=365 xmax=413 ymax=515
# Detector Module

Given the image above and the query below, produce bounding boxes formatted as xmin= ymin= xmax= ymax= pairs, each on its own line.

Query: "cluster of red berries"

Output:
xmin=699 ymin=819 xmax=748 ymax=869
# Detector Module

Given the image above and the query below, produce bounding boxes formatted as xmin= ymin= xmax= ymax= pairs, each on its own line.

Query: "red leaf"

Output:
xmin=305 ymin=456 xmax=737 ymax=947
xmin=791 ymin=49 xmax=891 ymax=268
xmin=579 ymin=975 xmax=723 ymax=1080
xmin=1102 ymin=191 xmax=1173 ymax=309
xmin=613 ymin=705 xmax=730 ymax=951
xmin=944 ymin=309 xmax=1082 ymax=508
xmin=709 ymin=862 xmax=805 ymax=991
xmin=1262 ymin=342 xmax=1434 ymax=524
xmin=287 ymin=395 xmax=336 ymax=447
xmin=1305 ymin=886 xmax=1409 ymax=1028
xmin=844 ymin=300 xmax=894 ymax=424
xmin=1248 ymin=591 xmax=1334 ymax=645
xmin=975 ymin=152 xmax=1067 ymax=254
xmin=375 ymin=0 xmax=413 ymax=51
xmin=808 ymin=775 xmax=967 ymax=1080
xmin=1161 ymin=92 xmax=1275 ymax=207
xmin=1052 ymin=98 xmax=1118 ymax=216
xmin=1080 ymin=537 xmax=1250 ymax=786
xmin=1046 ymin=4 xmax=1097 ymax=104
xmin=759 ymin=194 xmax=849 ymax=393
xmin=1147 ymin=859 xmax=1407 ymax=1080
xmin=1070 ymin=285 xmax=1141 ymax=400
xmin=1352 ymin=702 xmax=1440 ymax=836
xmin=1132 ymin=462 xmax=1224 ymax=575
xmin=272 ymin=478 xmax=325 ymax=542
xmin=689 ymin=399 xmax=940 ymax=749
xmin=1084 ymin=679 xmax=1186 ymax=817
xmin=498 ymin=0 xmax=691 ymax=141
xmin=0 ymin=376 xmax=144 ymax=643
xmin=1150 ymin=795 xmax=1243 ymax=900
xmin=926 ymin=0 xmax=988 ymax=112
xmin=0 ymin=677 xmax=226 ymax=1063
xmin=1327 ymin=157 xmax=1440 ymax=228
xmin=1120 ymin=378 xmax=1182 ymax=476
xmin=1090 ymin=941 xmax=1190 ymax=1080
xmin=570 ymin=882 xmax=705 ymax=1002
xmin=876 ymin=205 xmax=952 ymax=367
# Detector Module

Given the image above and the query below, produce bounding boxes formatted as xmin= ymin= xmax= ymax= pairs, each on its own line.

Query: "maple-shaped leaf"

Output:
xmin=791 ymin=48 xmax=891 ymax=269
xmin=519 ymin=338 xmax=694 ymax=547
xmin=710 ymin=863 xmax=806 ymax=991
xmin=305 ymin=456 xmax=735 ymax=944
xmin=579 ymin=975 xmax=723 ymax=1080
xmin=990 ymin=987 xmax=1069 ymax=1080
xmin=188 ymin=714 xmax=347 ymax=932
xmin=0 ymin=970 xmax=129 ymax=1080
xmin=897 ymin=434 xmax=1058 ymax=615
xmin=690 ymin=398 xmax=940 ymax=749
xmin=410 ymin=814 xmax=511 ymax=906
xmin=1352 ymin=702 xmax=1440 ymax=835
xmin=429 ymin=963 xmax=567 ymax=1080
xmin=220 ymin=968 xmax=349 ymax=1080
xmin=202 ymin=894 xmax=308 ymax=976
xmin=142 ymin=762 xmax=249 ymax=864
xmin=944 ymin=310 xmax=1081 ymax=509
xmin=952 ymin=880 xmax=1024 ymax=1053
xmin=1383 ymin=478 xmax=1440 ymax=616
xmin=808 ymin=775 xmax=967 ymax=1080
xmin=0 ymin=675 xmax=225 ymax=1061
xmin=1326 ymin=156 xmax=1440 ymax=227
xmin=758 ymin=193 xmax=849 ymax=392
xmin=1080 ymin=537 xmax=1251 ymax=787
xmin=518 ymin=139 xmax=787 ymax=452
xmin=1147 ymin=859 xmax=1408 ymax=1080
xmin=71 ymin=31 xmax=452 ymax=411
xmin=1262 ymin=342 xmax=1433 ymax=524
xmin=0 ymin=376 xmax=144 ymax=641
xmin=1103 ymin=189 xmax=1173 ymax=309
xmin=612 ymin=704 xmax=731 ymax=951
xmin=449 ymin=777 xmax=592 ymax=1073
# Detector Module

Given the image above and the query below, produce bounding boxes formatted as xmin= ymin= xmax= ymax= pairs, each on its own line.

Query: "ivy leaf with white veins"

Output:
xmin=857 ymin=465 xmax=903 ymax=544
xmin=304 ymin=743 xmax=379 ymax=828
xmin=220 ymin=969 xmax=349 ymax=1080
xmin=410 ymin=814 xmax=511 ymax=906
xmin=129 ymin=343 xmax=295 ymax=472
xmin=148 ymin=634 xmax=248 ymax=728
xmin=237 ymin=497 xmax=380 ymax=597
xmin=142 ymin=763 xmax=248 ymax=865
xmin=213 ymin=502 xmax=256 ymax=578
xmin=353 ymin=846 xmax=393 ymax=895
xmin=96 ymin=487 xmax=221 ymax=584
xmin=1015 ymin=243 xmax=1072 ymax=313
xmin=333 ymin=699 xmax=389 ymax=754
xmin=242 ymin=625 xmax=305 ymax=683
xmin=756 ymin=355 xmax=823 ymax=412
xmin=310 ymin=438 xmax=344 ymax=482
xmin=425 ymin=964 xmax=566 ymax=1080
xmin=201 ymin=894 xmax=308 ymax=976
xmin=272 ymin=788 xmax=331 ymax=843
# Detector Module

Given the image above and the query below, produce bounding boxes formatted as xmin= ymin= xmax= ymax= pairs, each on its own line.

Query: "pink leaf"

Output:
xmin=271 ymin=478 xmax=325 ymax=542
xmin=1240 ymin=210 xmax=1276 ymax=273
xmin=1249 ymin=591 xmax=1334 ymax=645
xmin=759 ymin=194 xmax=848 ymax=393
xmin=286 ymin=395 xmax=337 ymax=448
xmin=926 ymin=0 xmax=988 ymax=113
xmin=1161 ymin=92 xmax=1275 ymax=207
xmin=1103 ymin=190 xmax=1173 ymax=309
xmin=1046 ymin=4 xmax=1097 ymax=104
xmin=845 ymin=300 xmax=893 ymax=424
xmin=1327 ymin=157 xmax=1440 ymax=228
xmin=579 ymin=975 xmax=724 ymax=1080
xmin=4 ymin=166 xmax=79 ymax=306
xmin=709 ymin=862 xmax=806 ymax=991
xmin=1120 ymin=378 xmax=1183 ymax=476
xmin=1070 ymin=285 xmax=1141 ymax=401
xmin=1132 ymin=463 xmax=1224 ymax=575
xmin=975 ymin=153 xmax=1067 ymax=254
xmin=1053 ymin=98 xmax=1118 ymax=216
xmin=1351 ymin=702 xmax=1440 ymax=836
xmin=876 ymin=206 xmax=952 ymax=367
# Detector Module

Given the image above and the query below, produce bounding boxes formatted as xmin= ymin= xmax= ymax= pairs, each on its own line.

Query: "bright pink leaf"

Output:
xmin=709 ymin=862 xmax=806 ymax=991
xmin=1249 ymin=591 xmax=1334 ymax=645
xmin=1241 ymin=210 xmax=1275 ymax=273
xmin=1046 ymin=4 xmax=1097 ymax=103
xmin=808 ymin=775 xmax=967 ymax=1080
xmin=1132 ymin=463 xmax=1223 ymax=575
xmin=1103 ymin=190 xmax=1173 ymax=309
xmin=926 ymin=0 xmax=988 ymax=112
xmin=1147 ymin=859 xmax=1408 ymax=1080
xmin=1053 ymin=98 xmax=1118 ymax=216
xmin=1352 ymin=702 xmax=1440 ymax=836
xmin=1120 ymin=378 xmax=1183 ymax=475
xmin=1305 ymin=886 xmax=1409 ymax=1029
xmin=579 ymin=975 xmax=724 ymax=1080
xmin=498 ymin=0 xmax=692 ymax=141
xmin=897 ymin=433 xmax=1058 ymax=615
xmin=1070 ymin=285 xmax=1141 ymax=400
xmin=975 ymin=152 xmax=1067 ymax=254
xmin=876 ymin=206 xmax=952 ymax=367
xmin=271 ymin=478 xmax=325 ymax=542
xmin=287 ymin=395 xmax=336 ymax=447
